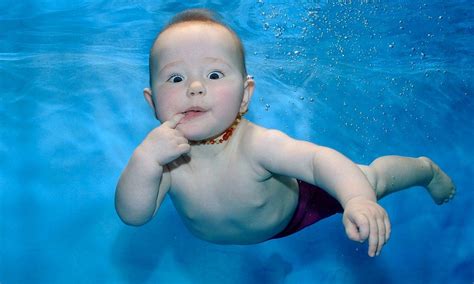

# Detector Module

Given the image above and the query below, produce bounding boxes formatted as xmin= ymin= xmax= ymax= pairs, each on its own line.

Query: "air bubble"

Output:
xmin=274 ymin=28 xmax=283 ymax=38
xmin=308 ymin=11 xmax=317 ymax=18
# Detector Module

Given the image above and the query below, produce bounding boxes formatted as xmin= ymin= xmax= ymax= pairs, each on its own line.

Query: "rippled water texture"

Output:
xmin=1 ymin=1 xmax=473 ymax=283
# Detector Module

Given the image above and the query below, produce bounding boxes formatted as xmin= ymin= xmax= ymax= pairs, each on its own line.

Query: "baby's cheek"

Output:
xmin=213 ymin=85 xmax=243 ymax=104
xmin=156 ymin=99 xmax=180 ymax=121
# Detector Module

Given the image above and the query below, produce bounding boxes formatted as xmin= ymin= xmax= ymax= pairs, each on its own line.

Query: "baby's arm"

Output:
xmin=115 ymin=113 xmax=189 ymax=225
xmin=252 ymin=129 xmax=389 ymax=256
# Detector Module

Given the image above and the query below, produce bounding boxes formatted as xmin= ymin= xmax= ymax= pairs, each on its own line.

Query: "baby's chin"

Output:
xmin=176 ymin=124 xmax=212 ymax=141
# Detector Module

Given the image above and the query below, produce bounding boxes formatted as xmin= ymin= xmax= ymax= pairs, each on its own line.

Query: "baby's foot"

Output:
xmin=420 ymin=157 xmax=456 ymax=204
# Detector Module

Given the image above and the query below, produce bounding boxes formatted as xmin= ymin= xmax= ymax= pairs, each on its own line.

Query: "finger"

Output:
xmin=354 ymin=214 xmax=370 ymax=242
xmin=376 ymin=216 xmax=386 ymax=256
xmin=177 ymin=143 xmax=191 ymax=154
xmin=384 ymin=216 xmax=391 ymax=243
xmin=170 ymin=128 xmax=187 ymax=140
xmin=175 ymin=136 xmax=188 ymax=145
xmin=163 ymin=113 xmax=185 ymax=129
xmin=368 ymin=216 xmax=379 ymax=257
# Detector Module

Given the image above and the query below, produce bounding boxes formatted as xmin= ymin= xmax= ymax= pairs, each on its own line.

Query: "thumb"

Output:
xmin=343 ymin=216 xmax=362 ymax=242
xmin=344 ymin=213 xmax=370 ymax=242
xmin=163 ymin=113 xmax=185 ymax=129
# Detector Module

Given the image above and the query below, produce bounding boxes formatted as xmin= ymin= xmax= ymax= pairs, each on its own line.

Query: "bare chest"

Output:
xmin=168 ymin=155 xmax=269 ymax=217
xmin=165 ymin=155 xmax=297 ymax=243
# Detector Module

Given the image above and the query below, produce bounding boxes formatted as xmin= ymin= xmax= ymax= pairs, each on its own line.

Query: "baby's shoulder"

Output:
xmin=239 ymin=120 xmax=268 ymax=145
xmin=238 ymin=120 xmax=288 ymax=155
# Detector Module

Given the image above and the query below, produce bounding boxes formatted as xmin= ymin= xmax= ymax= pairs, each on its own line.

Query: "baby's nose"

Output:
xmin=187 ymin=80 xmax=206 ymax=96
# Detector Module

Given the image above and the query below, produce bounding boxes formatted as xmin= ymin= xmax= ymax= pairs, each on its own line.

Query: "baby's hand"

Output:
xmin=140 ymin=113 xmax=190 ymax=166
xmin=342 ymin=197 xmax=391 ymax=257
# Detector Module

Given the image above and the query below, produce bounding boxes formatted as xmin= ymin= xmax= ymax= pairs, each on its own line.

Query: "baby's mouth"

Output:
xmin=181 ymin=107 xmax=207 ymax=121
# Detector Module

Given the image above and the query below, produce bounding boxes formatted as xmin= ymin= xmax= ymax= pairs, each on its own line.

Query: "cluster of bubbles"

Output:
xmin=250 ymin=0 xmax=457 ymax=149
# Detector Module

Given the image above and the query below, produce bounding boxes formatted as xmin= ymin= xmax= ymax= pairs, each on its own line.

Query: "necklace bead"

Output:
xmin=190 ymin=114 xmax=242 ymax=145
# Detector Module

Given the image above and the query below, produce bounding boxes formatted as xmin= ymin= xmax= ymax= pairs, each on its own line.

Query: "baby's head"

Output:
xmin=144 ymin=9 xmax=254 ymax=141
xmin=149 ymin=9 xmax=248 ymax=86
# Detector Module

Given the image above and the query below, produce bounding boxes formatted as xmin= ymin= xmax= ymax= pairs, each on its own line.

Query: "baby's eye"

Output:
xmin=167 ymin=74 xmax=184 ymax=83
xmin=208 ymin=71 xmax=224 ymax=80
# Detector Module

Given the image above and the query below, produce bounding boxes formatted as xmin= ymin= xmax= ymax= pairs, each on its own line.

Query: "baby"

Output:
xmin=115 ymin=9 xmax=455 ymax=257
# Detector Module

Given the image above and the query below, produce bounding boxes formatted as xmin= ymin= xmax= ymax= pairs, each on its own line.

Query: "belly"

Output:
xmin=170 ymin=176 xmax=299 ymax=244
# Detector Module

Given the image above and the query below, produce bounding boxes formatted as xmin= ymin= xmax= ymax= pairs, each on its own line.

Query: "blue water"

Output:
xmin=1 ymin=0 xmax=473 ymax=283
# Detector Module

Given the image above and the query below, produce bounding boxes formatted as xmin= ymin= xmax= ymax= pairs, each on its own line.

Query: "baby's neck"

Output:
xmin=190 ymin=114 xmax=242 ymax=146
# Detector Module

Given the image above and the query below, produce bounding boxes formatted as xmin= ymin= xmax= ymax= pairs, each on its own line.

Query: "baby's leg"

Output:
xmin=358 ymin=156 xmax=455 ymax=204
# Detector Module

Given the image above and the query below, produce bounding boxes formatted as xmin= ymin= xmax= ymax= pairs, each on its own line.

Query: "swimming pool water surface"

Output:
xmin=0 ymin=0 xmax=473 ymax=283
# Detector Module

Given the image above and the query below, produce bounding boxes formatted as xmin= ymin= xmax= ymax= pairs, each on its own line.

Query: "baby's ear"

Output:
xmin=143 ymin=88 xmax=159 ymax=119
xmin=240 ymin=77 xmax=255 ymax=113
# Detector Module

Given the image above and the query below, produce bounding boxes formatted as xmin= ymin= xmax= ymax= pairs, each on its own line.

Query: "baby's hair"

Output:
xmin=149 ymin=9 xmax=247 ymax=87
xmin=164 ymin=9 xmax=219 ymax=28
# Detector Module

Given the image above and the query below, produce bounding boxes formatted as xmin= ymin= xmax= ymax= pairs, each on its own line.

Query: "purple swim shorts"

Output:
xmin=271 ymin=180 xmax=343 ymax=239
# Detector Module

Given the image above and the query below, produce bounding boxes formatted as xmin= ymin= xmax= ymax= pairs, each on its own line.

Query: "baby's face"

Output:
xmin=148 ymin=22 xmax=250 ymax=141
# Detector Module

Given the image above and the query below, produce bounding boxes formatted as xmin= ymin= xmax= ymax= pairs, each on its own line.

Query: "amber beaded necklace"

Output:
xmin=190 ymin=113 xmax=242 ymax=145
